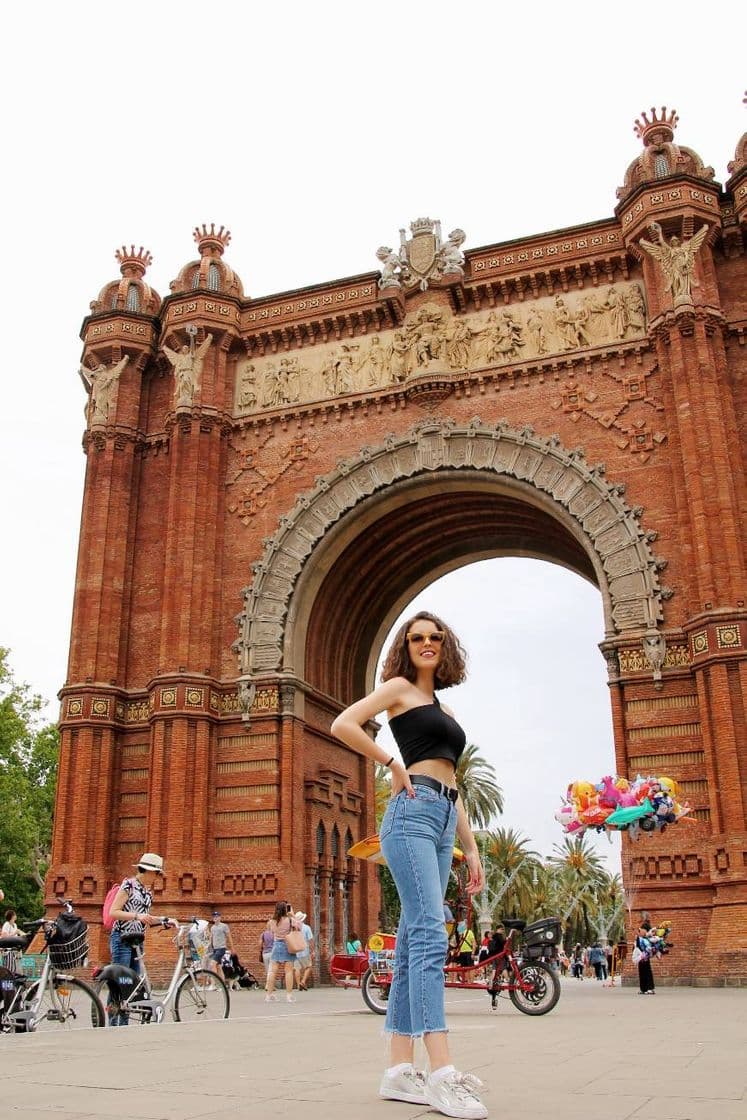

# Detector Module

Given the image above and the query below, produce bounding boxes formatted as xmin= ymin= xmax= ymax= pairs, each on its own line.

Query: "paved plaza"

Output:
xmin=1 ymin=979 xmax=745 ymax=1119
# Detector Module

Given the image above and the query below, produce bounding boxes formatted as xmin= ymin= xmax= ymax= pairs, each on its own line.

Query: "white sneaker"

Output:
xmin=379 ymin=1066 xmax=428 ymax=1104
xmin=425 ymin=1071 xmax=487 ymax=1119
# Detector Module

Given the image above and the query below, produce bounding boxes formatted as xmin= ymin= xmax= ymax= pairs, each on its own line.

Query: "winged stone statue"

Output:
xmin=639 ymin=222 xmax=709 ymax=306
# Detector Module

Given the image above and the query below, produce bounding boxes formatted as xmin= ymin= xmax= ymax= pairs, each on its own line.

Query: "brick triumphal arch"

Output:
xmin=55 ymin=106 xmax=747 ymax=981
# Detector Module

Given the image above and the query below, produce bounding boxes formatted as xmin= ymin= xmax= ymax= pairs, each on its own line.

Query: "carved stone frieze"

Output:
xmin=233 ymin=282 xmax=648 ymax=417
xmin=234 ymin=419 xmax=669 ymax=679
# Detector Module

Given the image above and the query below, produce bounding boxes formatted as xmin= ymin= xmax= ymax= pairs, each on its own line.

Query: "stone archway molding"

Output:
xmin=234 ymin=418 xmax=671 ymax=695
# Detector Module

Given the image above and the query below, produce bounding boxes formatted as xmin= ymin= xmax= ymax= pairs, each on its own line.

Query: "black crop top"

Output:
xmin=388 ymin=696 xmax=466 ymax=771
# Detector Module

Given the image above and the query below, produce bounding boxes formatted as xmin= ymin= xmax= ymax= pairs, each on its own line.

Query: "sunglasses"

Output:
xmin=406 ymin=631 xmax=445 ymax=645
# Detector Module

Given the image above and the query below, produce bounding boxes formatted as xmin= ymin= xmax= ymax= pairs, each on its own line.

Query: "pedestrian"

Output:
xmin=1 ymin=908 xmax=21 ymax=938
xmin=264 ymin=902 xmax=299 ymax=1003
xmin=635 ymin=925 xmax=656 ymax=994
xmin=455 ymin=920 xmax=477 ymax=980
xmin=571 ymin=943 xmax=584 ymax=979
xmin=208 ymin=911 xmax=233 ymax=984
xmin=259 ymin=922 xmax=274 ymax=980
xmin=331 ymin=609 xmax=487 ymax=1119
xmin=107 ymin=852 xmax=164 ymax=1025
xmin=588 ymin=943 xmax=605 ymax=980
xmin=294 ymin=911 xmax=315 ymax=990
xmin=346 ymin=931 xmax=362 ymax=953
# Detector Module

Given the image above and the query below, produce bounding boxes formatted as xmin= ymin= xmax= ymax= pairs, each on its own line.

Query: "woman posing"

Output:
xmin=264 ymin=902 xmax=298 ymax=1003
xmin=332 ymin=611 xmax=487 ymax=1120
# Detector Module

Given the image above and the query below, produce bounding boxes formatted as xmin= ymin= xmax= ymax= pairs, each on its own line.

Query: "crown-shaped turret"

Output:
xmin=193 ymin=223 xmax=231 ymax=258
xmin=89 ymin=245 xmax=160 ymax=315
xmin=633 ymin=106 xmax=679 ymax=146
xmin=115 ymin=245 xmax=154 ymax=279
xmin=170 ymin=222 xmax=244 ymax=298
xmin=726 ymin=92 xmax=747 ymax=228
xmin=617 ymin=106 xmax=715 ymax=203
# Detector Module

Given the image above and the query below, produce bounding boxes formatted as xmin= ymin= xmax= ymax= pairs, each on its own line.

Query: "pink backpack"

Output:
xmin=102 ymin=884 xmax=121 ymax=931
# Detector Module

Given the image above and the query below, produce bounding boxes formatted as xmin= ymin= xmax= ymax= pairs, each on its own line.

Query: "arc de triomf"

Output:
xmin=53 ymin=105 xmax=746 ymax=982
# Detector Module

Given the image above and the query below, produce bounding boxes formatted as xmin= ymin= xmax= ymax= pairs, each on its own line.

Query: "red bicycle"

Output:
xmin=348 ymin=836 xmax=562 ymax=1017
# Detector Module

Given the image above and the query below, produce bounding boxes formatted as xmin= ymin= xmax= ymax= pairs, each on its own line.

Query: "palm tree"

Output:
xmin=547 ymin=835 xmax=607 ymax=947
xmin=455 ymin=744 xmax=504 ymax=829
xmin=476 ymin=827 xmax=540 ymax=926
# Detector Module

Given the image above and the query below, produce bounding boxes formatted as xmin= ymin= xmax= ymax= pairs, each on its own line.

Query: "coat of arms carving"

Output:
xmin=377 ymin=218 xmax=466 ymax=291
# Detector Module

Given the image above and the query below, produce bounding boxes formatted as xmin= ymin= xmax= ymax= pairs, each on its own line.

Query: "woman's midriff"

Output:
xmin=408 ymin=758 xmax=458 ymax=787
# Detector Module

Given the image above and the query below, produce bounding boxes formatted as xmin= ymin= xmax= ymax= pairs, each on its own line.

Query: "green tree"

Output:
xmin=455 ymin=743 xmax=504 ymax=829
xmin=476 ymin=827 xmax=541 ymax=926
xmin=547 ymin=834 xmax=607 ymax=948
xmin=0 ymin=648 xmax=59 ymax=922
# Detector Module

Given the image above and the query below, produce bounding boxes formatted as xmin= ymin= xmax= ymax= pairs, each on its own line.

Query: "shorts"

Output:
xmin=294 ymin=952 xmax=311 ymax=967
xmin=211 ymin=947 xmax=226 ymax=963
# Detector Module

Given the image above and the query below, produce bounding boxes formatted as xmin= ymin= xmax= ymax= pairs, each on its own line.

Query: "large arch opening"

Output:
xmin=372 ymin=557 xmax=620 ymax=873
xmin=300 ymin=474 xmax=599 ymax=704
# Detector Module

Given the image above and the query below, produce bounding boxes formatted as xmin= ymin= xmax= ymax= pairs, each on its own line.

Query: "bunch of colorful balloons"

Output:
xmin=556 ymin=775 xmax=692 ymax=838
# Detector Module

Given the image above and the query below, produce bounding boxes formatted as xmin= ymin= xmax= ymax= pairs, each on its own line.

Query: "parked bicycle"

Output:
xmin=93 ymin=916 xmax=230 ymax=1025
xmin=0 ymin=899 xmax=105 ymax=1032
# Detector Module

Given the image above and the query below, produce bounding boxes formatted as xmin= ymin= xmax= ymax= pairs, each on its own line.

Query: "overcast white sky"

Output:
xmin=1 ymin=3 xmax=743 ymax=873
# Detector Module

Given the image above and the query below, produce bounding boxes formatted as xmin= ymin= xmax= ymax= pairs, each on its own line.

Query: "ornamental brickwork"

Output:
xmin=54 ymin=105 xmax=747 ymax=982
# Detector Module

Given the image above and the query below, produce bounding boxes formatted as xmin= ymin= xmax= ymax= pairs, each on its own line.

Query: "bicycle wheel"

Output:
xmin=26 ymin=975 xmax=105 ymax=1030
xmin=173 ymin=969 xmax=230 ymax=1021
xmin=361 ymin=968 xmax=390 ymax=1015
xmin=508 ymin=961 xmax=561 ymax=1016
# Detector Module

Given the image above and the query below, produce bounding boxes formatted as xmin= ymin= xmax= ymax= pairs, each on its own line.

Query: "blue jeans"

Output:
xmin=380 ymin=784 xmax=457 ymax=1038
xmin=108 ymin=928 xmax=141 ymax=1026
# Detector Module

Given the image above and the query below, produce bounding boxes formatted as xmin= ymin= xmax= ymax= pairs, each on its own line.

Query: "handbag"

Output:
xmin=285 ymin=927 xmax=306 ymax=954
xmin=631 ymin=945 xmax=644 ymax=964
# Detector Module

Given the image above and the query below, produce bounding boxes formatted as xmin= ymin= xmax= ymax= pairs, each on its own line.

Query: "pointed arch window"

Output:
xmin=331 ymin=825 xmax=340 ymax=862
xmin=316 ymin=822 xmax=326 ymax=857
xmin=207 ymin=262 xmax=220 ymax=291
xmin=191 ymin=268 xmax=200 ymax=289
xmin=125 ymin=284 xmax=140 ymax=312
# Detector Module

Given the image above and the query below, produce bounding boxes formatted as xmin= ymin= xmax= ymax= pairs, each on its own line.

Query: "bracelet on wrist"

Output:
xmin=384 ymin=756 xmax=394 ymax=767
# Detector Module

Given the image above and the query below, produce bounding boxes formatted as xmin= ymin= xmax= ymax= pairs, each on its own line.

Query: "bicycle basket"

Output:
xmin=47 ymin=928 xmax=89 ymax=968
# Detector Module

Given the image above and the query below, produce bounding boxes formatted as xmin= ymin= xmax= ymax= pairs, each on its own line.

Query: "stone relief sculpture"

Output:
xmin=81 ymin=355 xmax=129 ymax=425
xmin=639 ymin=222 xmax=709 ymax=306
xmin=163 ymin=328 xmax=213 ymax=407
xmin=235 ymin=280 xmax=648 ymax=415
xmin=238 ymin=364 xmax=257 ymax=409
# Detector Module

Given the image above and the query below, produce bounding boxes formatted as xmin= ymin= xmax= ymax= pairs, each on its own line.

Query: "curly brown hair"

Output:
xmin=380 ymin=610 xmax=467 ymax=690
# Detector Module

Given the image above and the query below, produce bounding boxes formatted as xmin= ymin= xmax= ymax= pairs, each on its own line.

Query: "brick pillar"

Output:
xmin=55 ymin=328 xmax=156 ymax=912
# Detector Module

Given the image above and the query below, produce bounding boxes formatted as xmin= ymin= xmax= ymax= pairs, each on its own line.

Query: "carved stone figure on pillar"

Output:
xmin=163 ymin=328 xmax=214 ymax=408
xmin=642 ymin=629 xmax=667 ymax=683
xmin=81 ymin=355 xmax=129 ymax=426
xmin=639 ymin=222 xmax=709 ymax=307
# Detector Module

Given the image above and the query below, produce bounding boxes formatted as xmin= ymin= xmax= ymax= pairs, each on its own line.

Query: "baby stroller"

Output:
xmin=220 ymin=951 xmax=260 ymax=990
